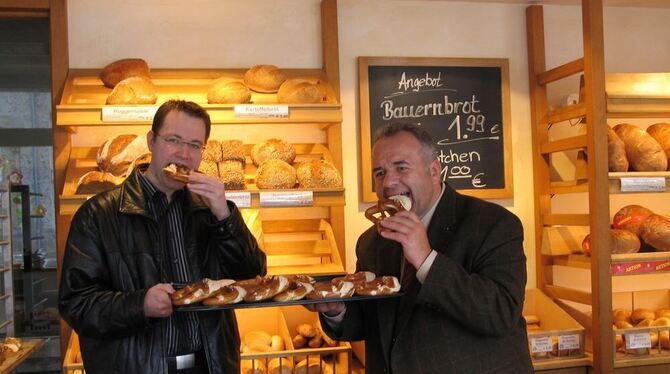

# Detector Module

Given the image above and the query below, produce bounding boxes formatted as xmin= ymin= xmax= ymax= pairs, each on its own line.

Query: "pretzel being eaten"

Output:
xmin=364 ymin=195 xmax=412 ymax=232
xmin=163 ymin=162 xmax=191 ymax=183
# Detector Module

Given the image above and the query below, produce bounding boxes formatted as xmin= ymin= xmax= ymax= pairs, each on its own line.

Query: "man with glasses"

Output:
xmin=59 ymin=100 xmax=267 ymax=374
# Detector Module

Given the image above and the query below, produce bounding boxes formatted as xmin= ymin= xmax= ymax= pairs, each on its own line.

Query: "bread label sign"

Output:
xmin=558 ymin=334 xmax=580 ymax=350
xmin=102 ymin=106 xmax=158 ymax=122
xmin=530 ymin=336 xmax=552 ymax=353
xmin=234 ymin=105 xmax=288 ymax=118
xmin=260 ymin=191 xmax=313 ymax=207
xmin=620 ymin=177 xmax=666 ymax=192
xmin=625 ymin=332 xmax=651 ymax=350
xmin=226 ymin=192 xmax=251 ymax=208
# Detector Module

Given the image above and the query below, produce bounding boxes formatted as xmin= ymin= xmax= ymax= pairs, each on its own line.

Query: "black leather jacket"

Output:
xmin=58 ymin=167 xmax=266 ymax=374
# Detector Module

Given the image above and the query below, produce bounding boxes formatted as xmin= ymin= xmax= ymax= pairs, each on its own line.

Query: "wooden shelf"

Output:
xmin=58 ymin=144 xmax=345 ymax=215
xmin=606 ymin=73 xmax=670 ymax=118
xmin=56 ymin=69 xmax=342 ymax=126
xmin=609 ymin=172 xmax=670 ymax=194
xmin=0 ymin=339 xmax=44 ymax=374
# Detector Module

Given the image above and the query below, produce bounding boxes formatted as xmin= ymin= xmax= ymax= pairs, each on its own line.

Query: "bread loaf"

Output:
xmin=221 ymin=139 xmax=246 ymax=164
xmin=106 ymin=76 xmax=157 ymax=105
xmin=203 ymin=140 xmax=223 ymax=162
xmin=607 ymin=126 xmax=629 ymax=172
xmin=612 ymin=205 xmax=653 ymax=236
xmin=75 ymin=171 xmax=124 ymax=195
xmin=639 ymin=214 xmax=670 ymax=252
xmin=251 ymin=139 xmax=296 ymax=166
xmin=268 ymin=358 xmax=293 ymax=374
xmin=218 ymin=160 xmax=245 ymax=190
xmin=100 ymin=58 xmax=150 ymax=88
xmin=207 ymin=78 xmax=251 ymax=104
xmin=125 ymin=152 xmax=152 ymax=175
xmin=296 ymin=160 xmax=342 ymax=188
xmin=613 ymin=308 xmax=632 ymax=324
xmin=244 ymin=64 xmax=286 ymax=93
xmin=256 ymin=159 xmax=296 ymax=189
xmin=198 ymin=160 xmax=218 ymax=177
xmin=613 ymin=123 xmax=667 ymax=171
xmin=97 ymin=134 xmax=150 ymax=176
xmin=647 ymin=122 xmax=670 ymax=170
xmin=295 ymin=357 xmax=325 ymax=374
xmin=277 ymin=79 xmax=322 ymax=104
xmin=581 ymin=229 xmax=640 ymax=256
xmin=240 ymin=359 xmax=266 ymax=374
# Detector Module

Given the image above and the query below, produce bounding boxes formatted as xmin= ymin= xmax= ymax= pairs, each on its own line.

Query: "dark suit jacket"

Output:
xmin=324 ymin=184 xmax=532 ymax=374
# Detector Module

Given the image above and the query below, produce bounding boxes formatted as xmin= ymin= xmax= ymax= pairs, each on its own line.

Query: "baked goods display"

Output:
xmin=251 ymin=138 xmax=297 ymax=166
xmin=613 ymin=123 xmax=668 ymax=172
xmin=171 ymin=272 xmax=400 ymax=309
xmin=218 ymin=160 xmax=246 ymax=190
xmin=364 ymin=195 xmax=412 ymax=233
xmin=106 ymin=76 xmax=157 ymax=105
xmin=100 ymin=58 xmax=150 ymax=88
xmin=203 ymin=139 xmax=223 ymax=162
xmin=612 ymin=307 xmax=670 ymax=354
xmin=75 ymin=171 xmax=125 ymax=195
xmin=582 ymin=204 xmax=670 ymax=254
xmin=647 ymin=122 xmax=670 ymax=170
xmin=256 ymin=159 xmax=297 ymax=189
xmin=296 ymin=160 xmax=342 ymax=188
xmin=607 ymin=126 xmax=629 ymax=172
xmin=163 ymin=163 xmax=191 ymax=183
xmin=221 ymin=139 xmax=246 ymax=165
xmin=244 ymin=64 xmax=287 ymax=93
xmin=277 ymin=79 xmax=323 ymax=104
xmin=207 ymin=78 xmax=251 ymax=104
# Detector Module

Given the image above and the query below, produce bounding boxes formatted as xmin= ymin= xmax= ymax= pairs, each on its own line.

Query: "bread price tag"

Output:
xmin=102 ymin=106 xmax=158 ymax=122
xmin=226 ymin=192 xmax=251 ymax=208
xmin=530 ymin=336 xmax=552 ymax=354
xmin=620 ymin=177 xmax=666 ymax=192
xmin=259 ymin=191 xmax=313 ymax=207
xmin=625 ymin=332 xmax=651 ymax=350
xmin=234 ymin=105 xmax=289 ymax=118
xmin=558 ymin=334 xmax=580 ymax=350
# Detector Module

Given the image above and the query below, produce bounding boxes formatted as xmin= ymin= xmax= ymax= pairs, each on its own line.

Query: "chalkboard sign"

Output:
xmin=358 ymin=57 xmax=513 ymax=202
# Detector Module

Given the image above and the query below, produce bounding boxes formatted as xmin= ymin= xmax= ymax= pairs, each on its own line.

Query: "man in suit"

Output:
xmin=310 ymin=123 xmax=532 ymax=373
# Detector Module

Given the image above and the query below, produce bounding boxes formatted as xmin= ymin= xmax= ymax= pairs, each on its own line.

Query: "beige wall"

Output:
xmin=67 ymin=0 xmax=670 ymax=288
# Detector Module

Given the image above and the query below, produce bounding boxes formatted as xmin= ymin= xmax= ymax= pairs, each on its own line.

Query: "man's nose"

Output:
xmin=382 ymin=171 xmax=399 ymax=188
xmin=175 ymin=144 xmax=190 ymax=158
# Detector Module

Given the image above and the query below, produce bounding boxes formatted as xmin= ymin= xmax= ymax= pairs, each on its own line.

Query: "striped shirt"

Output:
xmin=138 ymin=171 xmax=202 ymax=356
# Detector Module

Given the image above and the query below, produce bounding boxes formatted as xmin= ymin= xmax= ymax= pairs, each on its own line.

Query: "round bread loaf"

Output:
xmin=612 ymin=205 xmax=653 ymax=236
xmin=613 ymin=123 xmax=667 ymax=171
xmin=656 ymin=308 xmax=670 ymax=319
xmin=207 ymin=79 xmax=251 ymax=104
xmin=221 ymin=139 xmax=246 ymax=164
xmin=256 ymin=159 xmax=296 ymax=189
xmin=647 ymin=122 xmax=670 ymax=170
xmin=125 ymin=152 xmax=152 ymax=176
xmin=296 ymin=160 xmax=342 ymax=188
xmin=244 ymin=64 xmax=286 ymax=93
xmin=268 ymin=357 xmax=293 ymax=374
xmin=106 ymin=76 xmax=157 ymax=105
xmin=100 ymin=58 xmax=150 ymax=88
xmin=639 ymin=214 xmax=670 ymax=252
xmin=203 ymin=139 xmax=223 ymax=162
xmin=218 ymin=160 xmax=245 ymax=190
xmin=251 ymin=138 xmax=296 ymax=166
xmin=631 ymin=308 xmax=656 ymax=324
xmin=97 ymin=134 xmax=150 ymax=176
xmin=277 ymin=79 xmax=322 ymax=104
xmin=613 ymin=308 xmax=632 ymax=324
xmin=198 ymin=159 xmax=219 ymax=177
xmin=581 ymin=229 xmax=640 ymax=256
xmin=607 ymin=126 xmax=629 ymax=172
xmin=75 ymin=171 xmax=124 ymax=195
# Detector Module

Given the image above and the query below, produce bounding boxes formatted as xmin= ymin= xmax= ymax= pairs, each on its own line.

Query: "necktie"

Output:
xmin=401 ymin=259 xmax=417 ymax=291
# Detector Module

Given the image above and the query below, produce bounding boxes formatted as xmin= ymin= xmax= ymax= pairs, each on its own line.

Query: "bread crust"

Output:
xmin=614 ymin=123 xmax=667 ymax=171
xmin=100 ymin=58 xmax=150 ymax=88
xmin=639 ymin=214 xmax=670 ymax=251
xmin=244 ymin=64 xmax=287 ymax=93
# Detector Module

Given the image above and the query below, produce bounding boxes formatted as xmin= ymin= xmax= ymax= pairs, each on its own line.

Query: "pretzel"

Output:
xmin=171 ymin=278 xmax=234 ymax=306
xmin=235 ymin=275 xmax=289 ymax=302
xmin=273 ymin=281 xmax=314 ymax=302
xmin=305 ymin=280 xmax=355 ymax=300
xmin=354 ymin=276 xmax=400 ymax=296
xmin=364 ymin=195 xmax=412 ymax=232
xmin=202 ymin=285 xmax=246 ymax=305
xmin=331 ymin=271 xmax=376 ymax=287
xmin=163 ymin=162 xmax=191 ymax=183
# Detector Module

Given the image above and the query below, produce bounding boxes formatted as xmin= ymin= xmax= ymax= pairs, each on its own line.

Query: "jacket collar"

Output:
xmin=118 ymin=165 xmax=209 ymax=217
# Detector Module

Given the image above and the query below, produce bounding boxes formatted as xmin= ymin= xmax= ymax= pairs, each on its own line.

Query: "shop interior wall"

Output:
xmin=66 ymin=0 xmax=670 ymax=289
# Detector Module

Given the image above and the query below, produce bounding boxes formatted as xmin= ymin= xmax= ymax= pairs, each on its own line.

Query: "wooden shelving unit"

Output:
xmin=528 ymin=2 xmax=670 ymax=374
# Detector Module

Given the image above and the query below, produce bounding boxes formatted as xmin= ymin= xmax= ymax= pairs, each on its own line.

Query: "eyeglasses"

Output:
xmin=155 ymin=134 xmax=205 ymax=153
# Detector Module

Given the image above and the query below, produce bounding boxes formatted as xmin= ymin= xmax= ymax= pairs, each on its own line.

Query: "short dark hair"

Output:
xmin=151 ymin=99 xmax=211 ymax=140
xmin=373 ymin=123 xmax=437 ymax=163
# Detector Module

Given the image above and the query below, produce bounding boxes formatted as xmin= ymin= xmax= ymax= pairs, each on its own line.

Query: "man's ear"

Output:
xmin=147 ymin=130 xmax=155 ymax=151
xmin=429 ymin=158 xmax=441 ymax=182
